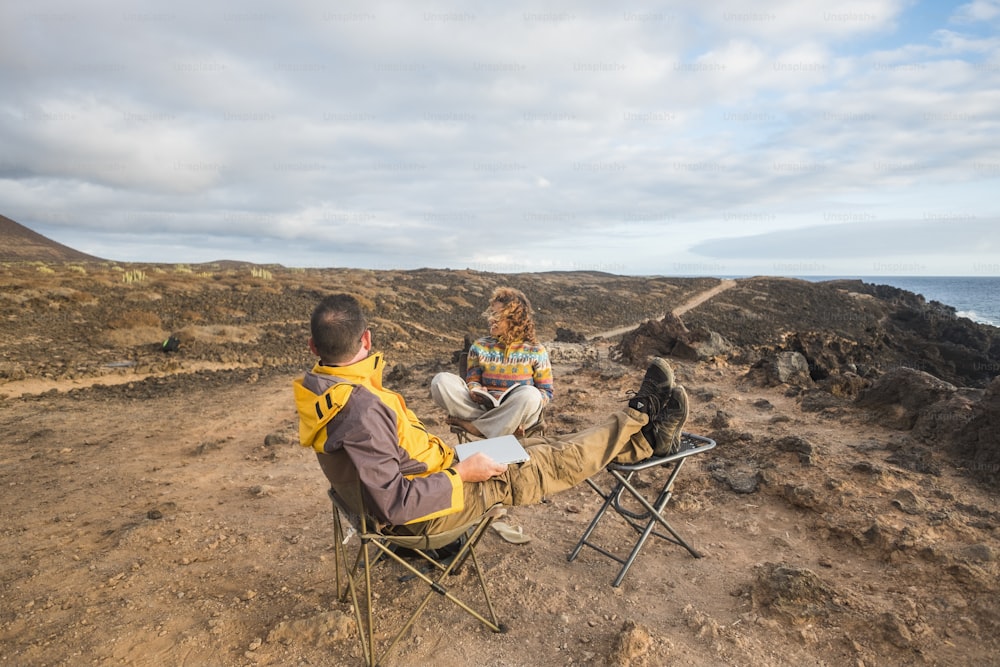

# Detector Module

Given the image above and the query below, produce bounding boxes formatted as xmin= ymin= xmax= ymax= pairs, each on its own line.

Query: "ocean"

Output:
xmin=802 ymin=276 xmax=999 ymax=328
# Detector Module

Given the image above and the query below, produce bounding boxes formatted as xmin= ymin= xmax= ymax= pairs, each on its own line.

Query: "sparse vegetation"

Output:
xmin=251 ymin=267 xmax=273 ymax=280
xmin=123 ymin=269 xmax=146 ymax=284
xmin=1 ymin=243 xmax=999 ymax=667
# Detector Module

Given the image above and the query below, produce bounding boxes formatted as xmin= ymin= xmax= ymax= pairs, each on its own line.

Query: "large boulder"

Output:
xmin=911 ymin=394 xmax=977 ymax=444
xmin=672 ymin=329 xmax=733 ymax=361
xmin=785 ymin=331 xmax=874 ymax=381
xmin=615 ymin=312 xmax=732 ymax=364
xmin=855 ymin=367 xmax=957 ymax=430
xmin=950 ymin=376 xmax=1000 ymax=486
xmin=745 ymin=351 xmax=813 ymax=388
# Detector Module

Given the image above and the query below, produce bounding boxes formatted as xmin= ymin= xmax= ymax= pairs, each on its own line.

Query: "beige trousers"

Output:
xmin=430 ymin=372 xmax=544 ymax=438
xmin=399 ymin=407 xmax=653 ymax=535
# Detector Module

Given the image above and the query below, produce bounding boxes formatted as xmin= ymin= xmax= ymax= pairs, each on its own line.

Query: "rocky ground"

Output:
xmin=1 ymin=261 xmax=998 ymax=666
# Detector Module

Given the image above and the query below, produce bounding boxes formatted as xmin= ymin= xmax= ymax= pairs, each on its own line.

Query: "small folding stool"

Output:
xmin=568 ymin=432 xmax=716 ymax=587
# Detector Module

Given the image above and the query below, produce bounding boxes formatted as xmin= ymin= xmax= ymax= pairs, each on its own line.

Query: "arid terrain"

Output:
xmin=2 ymin=230 xmax=999 ymax=666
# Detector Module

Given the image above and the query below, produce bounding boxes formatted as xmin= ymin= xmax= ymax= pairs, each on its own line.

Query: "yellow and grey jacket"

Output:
xmin=293 ymin=352 xmax=464 ymax=525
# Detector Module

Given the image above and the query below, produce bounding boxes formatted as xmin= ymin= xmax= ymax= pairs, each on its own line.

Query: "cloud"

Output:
xmin=0 ymin=1 xmax=997 ymax=274
xmin=691 ymin=217 xmax=998 ymax=260
xmin=951 ymin=0 xmax=1000 ymax=23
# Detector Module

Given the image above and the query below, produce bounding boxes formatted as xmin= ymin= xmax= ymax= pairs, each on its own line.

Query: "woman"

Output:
xmin=431 ymin=287 xmax=553 ymax=439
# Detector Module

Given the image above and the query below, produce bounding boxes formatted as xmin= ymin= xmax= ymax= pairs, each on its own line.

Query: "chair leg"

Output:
xmin=332 ymin=510 xmax=344 ymax=598
xmin=332 ymin=511 xmax=374 ymax=666
xmin=606 ymin=469 xmax=701 ymax=587
xmin=451 ymin=424 xmax=471 ymax=444
xmin=332 ymin=515 xmax=504 ymax=666
xmin=613 ymin=466 xmax=704 ymax=560
xmin=570 ymin=461 xmax=704 ymax=587
xmin=368 ymin=516 xmax=504 ymax=665
xmin=465 ymin=541 xmax=501 ymax=626
xmin=568 ymin=477 xmax=619 ymax=564
xmin=361 ymin=539 xmax=377 ymax=666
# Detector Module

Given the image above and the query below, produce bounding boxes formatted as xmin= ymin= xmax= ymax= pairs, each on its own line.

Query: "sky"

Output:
xmin=1 ymin=0 xmax=999 ymax=276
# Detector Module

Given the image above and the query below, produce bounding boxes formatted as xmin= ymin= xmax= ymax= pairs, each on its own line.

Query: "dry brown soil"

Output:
xmin=2 ymin=264 xmax=998 ymax=667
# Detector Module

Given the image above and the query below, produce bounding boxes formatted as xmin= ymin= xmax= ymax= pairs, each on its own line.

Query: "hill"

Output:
xmin=0 ymin=214 xmax=104 ymax=263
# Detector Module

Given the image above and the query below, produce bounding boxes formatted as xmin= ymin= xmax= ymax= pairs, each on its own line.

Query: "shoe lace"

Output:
xmin=625 ymin=389 xmax=662 ymax=416
xmin=638 ymin=376 xmax=663 ymax=398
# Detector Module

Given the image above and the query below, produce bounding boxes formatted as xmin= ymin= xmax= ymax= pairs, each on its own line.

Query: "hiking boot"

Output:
xmin=627 ymin=358 xmax=675 ymax=450
xmin=652 ymin=385 xmax=689 ymax=457
xmin=626 ymin=357 xmax=675 ymax=418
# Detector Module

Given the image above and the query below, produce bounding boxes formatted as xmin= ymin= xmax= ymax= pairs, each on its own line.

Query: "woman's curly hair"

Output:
xmin=485 ymin=287 xmax=537 ymax=345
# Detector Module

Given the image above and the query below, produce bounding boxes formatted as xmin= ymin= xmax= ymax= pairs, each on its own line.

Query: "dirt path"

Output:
xmin=0 ymin=280 xmax=728 ymax=400
xmin=589 ymin=278 xmax=737 ymax=340
xmin=0 ymin=361 xmax=258 ymax=400
xmin=672 ymin=278 xmax=736 ymax=316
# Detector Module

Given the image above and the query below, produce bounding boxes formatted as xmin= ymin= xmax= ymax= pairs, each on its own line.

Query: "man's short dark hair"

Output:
xmin=310 ymin=294 xmax=368 ymax=362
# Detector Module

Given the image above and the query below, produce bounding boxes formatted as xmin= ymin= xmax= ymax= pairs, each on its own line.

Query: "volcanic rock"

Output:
xmin=746 ymin=351 xmax=812 ymax=388
xmin=616 ymin=312 xmax=732 ymax=365
xmin=950 ymin=376 xmax=1000 ymax=486
xmin=751 ymin=562 xmax=843 ymax=622
xmin=856 ymin=367 xmax=958 ymax=430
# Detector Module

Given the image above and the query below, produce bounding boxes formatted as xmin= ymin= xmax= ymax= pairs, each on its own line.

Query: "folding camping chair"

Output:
xmin=449 ymin=335 xmax=546 ymax=443
xmin=317 ymin=451 xmax=507 ymax=667
xmin=567 ymin=432 xmax=717 ymax=587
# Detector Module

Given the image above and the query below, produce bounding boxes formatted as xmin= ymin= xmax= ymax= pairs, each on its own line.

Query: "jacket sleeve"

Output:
xmin=326 ymin=389 xmax=463 ymax=525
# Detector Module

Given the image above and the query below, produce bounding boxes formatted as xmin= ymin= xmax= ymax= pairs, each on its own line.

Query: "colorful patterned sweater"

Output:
xmin=465 ymin=337 xmax=554 ymax=403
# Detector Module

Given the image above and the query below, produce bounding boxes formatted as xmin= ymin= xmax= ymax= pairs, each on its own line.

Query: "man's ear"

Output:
xmin=308 ymin=338 xmax=319 ymax=356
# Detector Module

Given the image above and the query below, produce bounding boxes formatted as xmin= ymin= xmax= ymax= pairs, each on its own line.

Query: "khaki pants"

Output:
xmin=398 ymin=407 xmax=653 ymax=535
xmin=430 ymin=372 xmax=544 ymax=438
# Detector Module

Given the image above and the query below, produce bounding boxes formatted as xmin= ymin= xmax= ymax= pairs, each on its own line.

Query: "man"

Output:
xmin=294 ymin=294 xmax=689 ymax=535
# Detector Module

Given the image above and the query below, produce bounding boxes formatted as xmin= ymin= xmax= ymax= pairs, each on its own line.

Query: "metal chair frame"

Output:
xmin=450 ymin=413 xmax=546 ymax=443
xmin=326 ymin=482 xmax=507 ymax=666
xmin=568 ymin=432 xmax=717 ymax=587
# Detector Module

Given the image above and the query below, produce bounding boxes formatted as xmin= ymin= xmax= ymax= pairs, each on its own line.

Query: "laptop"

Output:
xmin=454 ymin=434 xmax=530 ymax=465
